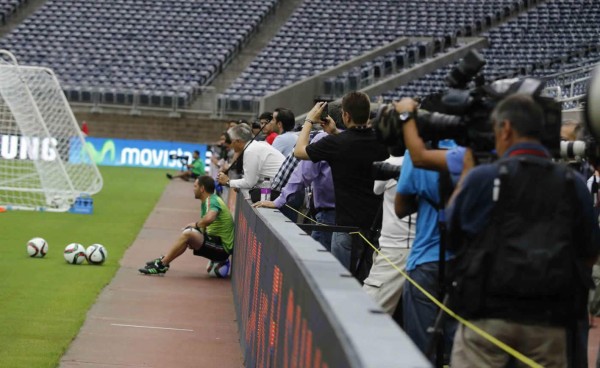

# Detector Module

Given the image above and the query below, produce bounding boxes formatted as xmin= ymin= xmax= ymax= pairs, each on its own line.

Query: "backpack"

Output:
xmin=450 ymin=156 xmax=591 ymax=325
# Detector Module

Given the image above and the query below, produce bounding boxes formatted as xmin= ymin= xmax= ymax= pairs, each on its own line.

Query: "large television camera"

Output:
xmin=372 ymin=50 xmax=562 ymax=158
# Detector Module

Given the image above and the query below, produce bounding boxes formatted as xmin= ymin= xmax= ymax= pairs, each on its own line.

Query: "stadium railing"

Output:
xmin=232 ymin=196 xmax=431 ymax=368
xmin=67 ymin=86 xmax=219 ymax=119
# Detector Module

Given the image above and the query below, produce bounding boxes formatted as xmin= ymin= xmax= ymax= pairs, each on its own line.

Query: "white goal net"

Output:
xmin=0 ymin=50 xmax=102 ymax=212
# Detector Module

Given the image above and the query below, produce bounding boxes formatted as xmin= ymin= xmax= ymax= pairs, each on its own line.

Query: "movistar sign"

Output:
xmin=70 ymin=137 xmax=207 ymax=169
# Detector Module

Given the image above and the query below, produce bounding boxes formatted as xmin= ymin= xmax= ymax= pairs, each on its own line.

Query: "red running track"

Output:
xmin=60 ymin=179 xmax=243 ymax=368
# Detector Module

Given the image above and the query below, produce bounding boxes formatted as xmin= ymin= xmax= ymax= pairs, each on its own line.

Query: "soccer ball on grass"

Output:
xmin=64 ymin=243 xmax=86 ymax=264
xmin=27 ymin=237 xmax=48 ymax=258
xmin=85 ymin=244 xmax=108 ymax=265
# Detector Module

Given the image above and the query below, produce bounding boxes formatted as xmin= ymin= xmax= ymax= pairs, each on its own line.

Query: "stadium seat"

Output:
xmin=0 ymin=0 xmax=280 ymax=108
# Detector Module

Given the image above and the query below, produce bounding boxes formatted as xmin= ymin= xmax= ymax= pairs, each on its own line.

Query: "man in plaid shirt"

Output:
xmin=270 ymin=130 xmax=318 ymax=221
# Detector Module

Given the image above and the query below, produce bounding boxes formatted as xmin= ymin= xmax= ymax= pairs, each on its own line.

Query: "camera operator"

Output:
xmin=393 ymin=97 xmax=467 ymax=179
xmin=166 ymin=150 xmax=205 ymax=181
xmin=253 ymin=102 xmax=346 ymax=248
xmin=217 ymin=123 xmax=285 ymax=200
xmin=362 ymin=145 xmax=415 ymax=317
xmin=294 ymin=91 xmax=388 ymax=280
xmin=387 ymin=97 xmax=465 ymax=359
xmin=447 ymin=94 xmax=599 ymax=366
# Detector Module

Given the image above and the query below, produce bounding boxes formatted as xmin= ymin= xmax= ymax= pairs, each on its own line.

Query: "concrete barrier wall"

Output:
xmin=231 ymin=196 xmax=431 ymax=368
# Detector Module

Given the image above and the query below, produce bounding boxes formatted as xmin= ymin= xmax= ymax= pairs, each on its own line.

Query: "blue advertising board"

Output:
xmin=71 ymin=137 xmax=208 ymax=169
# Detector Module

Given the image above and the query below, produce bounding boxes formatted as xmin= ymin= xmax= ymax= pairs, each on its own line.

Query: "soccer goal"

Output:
xmin=0 ymin=50 xmax=103 ymax=212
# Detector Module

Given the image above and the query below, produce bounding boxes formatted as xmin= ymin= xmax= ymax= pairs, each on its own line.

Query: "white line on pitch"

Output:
xmin=111 ymin=323 xmax=194 ymax=332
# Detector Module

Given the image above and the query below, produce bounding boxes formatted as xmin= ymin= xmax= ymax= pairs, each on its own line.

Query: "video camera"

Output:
xmin=372 ymin=161 xmax=401 ymax=181
xmin=372 ymin=50 xmax=562 ymax=158
xmin=169 ymin=154 xmax=190 ymax=170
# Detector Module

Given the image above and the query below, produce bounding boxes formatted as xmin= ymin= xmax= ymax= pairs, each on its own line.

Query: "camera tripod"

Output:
xmin=425 ymin=169 xmax=455 ymax=368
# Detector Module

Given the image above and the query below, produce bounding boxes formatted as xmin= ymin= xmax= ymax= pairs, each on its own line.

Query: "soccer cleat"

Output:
xmin=145 ymin=255 xmax=164 ymax=267
xmin=166 ymin=173 xmax=173 ymax=180
xmin=139 ymin=260 xmax=169 ymax=275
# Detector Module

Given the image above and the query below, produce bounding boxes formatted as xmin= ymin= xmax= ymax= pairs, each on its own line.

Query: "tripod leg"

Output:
xmin=426 ymin=294 xmax=450 ymax=367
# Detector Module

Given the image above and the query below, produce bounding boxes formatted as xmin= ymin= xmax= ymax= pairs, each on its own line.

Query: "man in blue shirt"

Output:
xmin=393 ymin=98 xmax=463 ymax=359
xmin=447 ymin=94 xmax=600 ymax=367
xmin=271 ymin=108 xmax=298 ymax=157
xmin=395 ymin=150 xmax=458 ymax=359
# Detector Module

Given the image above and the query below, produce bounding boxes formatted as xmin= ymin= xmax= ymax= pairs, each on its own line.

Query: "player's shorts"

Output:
xmin=183 ymin=226 xmax=230 ymax=262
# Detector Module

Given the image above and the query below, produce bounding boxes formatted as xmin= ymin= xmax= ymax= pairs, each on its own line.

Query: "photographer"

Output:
xmin=217 ymin=123 xmax=285 ymax=199
xmin=362 ymin=146 xmax=415 ymax=317
xmin=210 ymin=131 xmax=232 ymax=170
xmin=253 ymin=102 xmax=346 ymax=248
xmin=166 ymin=150 xmax=205 ymax=181
xmin=294 ymin=91 xmax=388 ymax=280
xmin=393 ymin=97 xmax=467 ymax=181
xmin=447 ymin=94 xmax=599 ymax=366
xmin=387 ymin=97 xmax=465 ymax=359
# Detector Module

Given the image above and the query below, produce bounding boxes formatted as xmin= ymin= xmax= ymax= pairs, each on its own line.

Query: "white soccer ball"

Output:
xmin=64 ymin=243 xmax=86 ymax=264
xmin=85 ymin=244 xmax=107 ymax=265
xmin=27 ymin=237 xmax=48 ymax=258
xmin=206 ymin=259 xmax=231 ymax=278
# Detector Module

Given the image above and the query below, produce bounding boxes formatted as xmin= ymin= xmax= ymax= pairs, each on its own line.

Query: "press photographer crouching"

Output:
xmin=166 ymin=150 xmax=205 ymax=181
xmin=447 ymin=94 xmax=599 ymax=366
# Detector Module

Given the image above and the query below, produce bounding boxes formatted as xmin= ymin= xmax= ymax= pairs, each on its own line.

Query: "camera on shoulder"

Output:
xmin=371 ymin=50 xmax=563 ymax=160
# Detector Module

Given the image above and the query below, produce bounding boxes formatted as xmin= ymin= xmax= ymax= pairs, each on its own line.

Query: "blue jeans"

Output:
xmin=403 ymin=261 xmax=456 ymax=361
xmin=331 ymin=232 xmax=353 ymax=271
xmin=311 ymin=209 xmax=335 ymax=252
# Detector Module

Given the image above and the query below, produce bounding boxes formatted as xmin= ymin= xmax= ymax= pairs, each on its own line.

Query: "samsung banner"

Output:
xmin=71 ymin=137 xmax=208 ymax=169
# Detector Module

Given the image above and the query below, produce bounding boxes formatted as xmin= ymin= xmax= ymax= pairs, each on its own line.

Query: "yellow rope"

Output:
xmin=352 ymin=231 xmax=543 ymax=368
xmin=283 ymin=204 xmax=543 ymax=368
xmin=283 ymin=203 xmax=325 ymax=225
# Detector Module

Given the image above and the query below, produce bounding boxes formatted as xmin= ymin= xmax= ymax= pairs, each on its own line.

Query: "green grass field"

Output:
xmin=0 ymin=166 xmax=170 ymax=368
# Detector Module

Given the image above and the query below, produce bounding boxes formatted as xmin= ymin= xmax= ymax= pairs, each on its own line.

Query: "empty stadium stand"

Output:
xmin=0 ymin=0 xmax=280 ymax=109
xmin=219 ymin=0 xmax=600 ymax=116
xmin=0 ymin=0 xmax=597 ymax=118
xmin=0 ymin=0 xmax=25 ymax=25
xmin=482 ymin=0 xmax=600 ymax=81
xmin=543 ymin=61 xmax=599 ymax=109
xmin=220 ymin=0 xmax=532 ymax=112
xmin=380 ymin=0 xmax=600 ymax=106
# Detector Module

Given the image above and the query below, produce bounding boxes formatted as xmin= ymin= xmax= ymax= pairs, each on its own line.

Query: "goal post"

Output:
xmin=0 ymin=50 xmax=103 ymax=212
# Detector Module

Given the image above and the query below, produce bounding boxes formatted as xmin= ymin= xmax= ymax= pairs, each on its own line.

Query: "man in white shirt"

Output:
xmin=217 ymin=123 xmax=285 ymax=199
xmin=362 ymin=151 xmax=415 ymax=315
xmin=271 ymin=108 xmax=298 ymax=157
